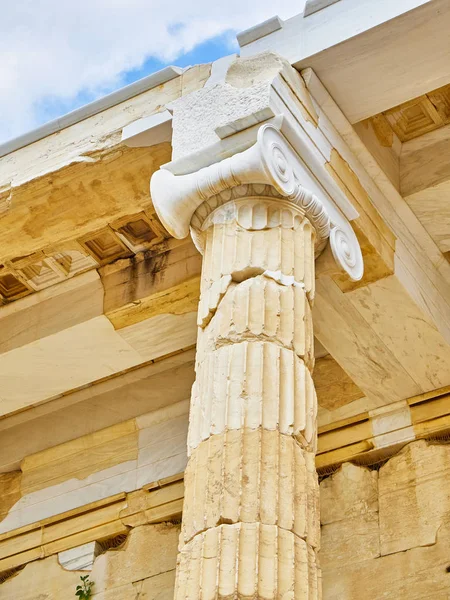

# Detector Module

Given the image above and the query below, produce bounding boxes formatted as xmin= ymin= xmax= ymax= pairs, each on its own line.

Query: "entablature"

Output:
xmin=1 ymin=35 xmax=450 ymax=477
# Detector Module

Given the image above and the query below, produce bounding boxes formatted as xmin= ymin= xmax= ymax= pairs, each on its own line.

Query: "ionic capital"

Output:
xmin=151 ymin=123 xmax=363 ymax=281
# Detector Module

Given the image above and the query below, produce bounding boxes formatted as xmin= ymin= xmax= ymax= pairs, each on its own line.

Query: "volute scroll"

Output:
xmin=150 ymin=123 xmax=364 ymax=281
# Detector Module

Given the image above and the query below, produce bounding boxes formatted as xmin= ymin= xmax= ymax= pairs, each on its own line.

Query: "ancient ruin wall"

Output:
xmin=321 ymin=439 xmax=450 ymax=599
xmin=1 ymin=439 xmax=449 ymax=599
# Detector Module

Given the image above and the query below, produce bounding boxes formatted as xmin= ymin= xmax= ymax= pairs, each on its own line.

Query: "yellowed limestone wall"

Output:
xmin=321 ymin=439 xmax=450 ymax=599
xmin=0 ymin=523 xmax=180 ymax=600
xmin=1 ymin=438 xmax=449 ymax=599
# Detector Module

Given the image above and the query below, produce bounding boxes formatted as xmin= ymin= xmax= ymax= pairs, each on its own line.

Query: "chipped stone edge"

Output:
xmin=0 ymin=66 xmax=184 ymax=159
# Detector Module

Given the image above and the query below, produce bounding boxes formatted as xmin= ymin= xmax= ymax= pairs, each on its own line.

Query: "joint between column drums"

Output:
xmin=197 ymin=268 xmax=309 ymax=330
xmin=173 ymin=522 xmax=321 ymax=600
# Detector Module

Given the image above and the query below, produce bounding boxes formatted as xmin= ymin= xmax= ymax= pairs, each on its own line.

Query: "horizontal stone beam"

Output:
xmin=3 ymin=380 xmax=450 ymax=572
xmin=401 ymin=123 xmax=450 ymax=254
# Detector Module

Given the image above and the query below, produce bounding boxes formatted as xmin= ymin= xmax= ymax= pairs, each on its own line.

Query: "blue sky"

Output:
xmin=122 ymin=31 xmax=237 ymax=83
xmin=33 ymin=31 xmax=237 ymax=130
xmin=0 ymin=1 xmax=304 ymax=144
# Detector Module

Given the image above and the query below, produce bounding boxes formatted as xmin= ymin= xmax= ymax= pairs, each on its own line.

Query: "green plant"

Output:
xmin=75 ymin=574 xmax=94 ymax=599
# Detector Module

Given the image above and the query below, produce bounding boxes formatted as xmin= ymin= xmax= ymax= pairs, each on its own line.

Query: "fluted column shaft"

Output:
xmin=174 ymin=194 xmax=321 ymax=600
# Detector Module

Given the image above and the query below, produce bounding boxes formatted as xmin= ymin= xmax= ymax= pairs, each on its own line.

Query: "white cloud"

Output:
xmin=0 ymin=0 xmax=305 ymax=143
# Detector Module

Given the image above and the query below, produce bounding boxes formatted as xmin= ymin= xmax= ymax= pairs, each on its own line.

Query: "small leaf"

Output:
xmin=75 ymin=573 xmax=94 ymax=599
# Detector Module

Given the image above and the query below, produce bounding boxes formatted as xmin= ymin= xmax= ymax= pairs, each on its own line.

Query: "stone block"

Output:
xmin=320 ymin=512 xmax=380 ymax=570
xmin=92 ymin=523 xmax=179 ymax=591
xmin=322 ymin=520 xmax=450 ymax=600
xmin=58 ymin=541 xmax=99 ymax=571
xmin=379 ymin=440 xmax=450 ymax=554
xmin=320 ymin=462 xmax=378 ymax=525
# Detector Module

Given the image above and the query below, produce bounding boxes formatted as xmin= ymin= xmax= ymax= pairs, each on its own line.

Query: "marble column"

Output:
xmin=150 ymin=123 xmax=362 ymax=600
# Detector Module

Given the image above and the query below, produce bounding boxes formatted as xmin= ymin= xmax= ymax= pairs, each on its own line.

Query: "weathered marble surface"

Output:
xmin=321 ymin=440 xmax=450 ymax=599
xmin=0 ymin=401 xmax=189 ymax=535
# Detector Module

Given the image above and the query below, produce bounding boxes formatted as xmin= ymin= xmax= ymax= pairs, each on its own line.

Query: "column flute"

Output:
xmin=151 ymin=123 xmax=362 ymax=600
